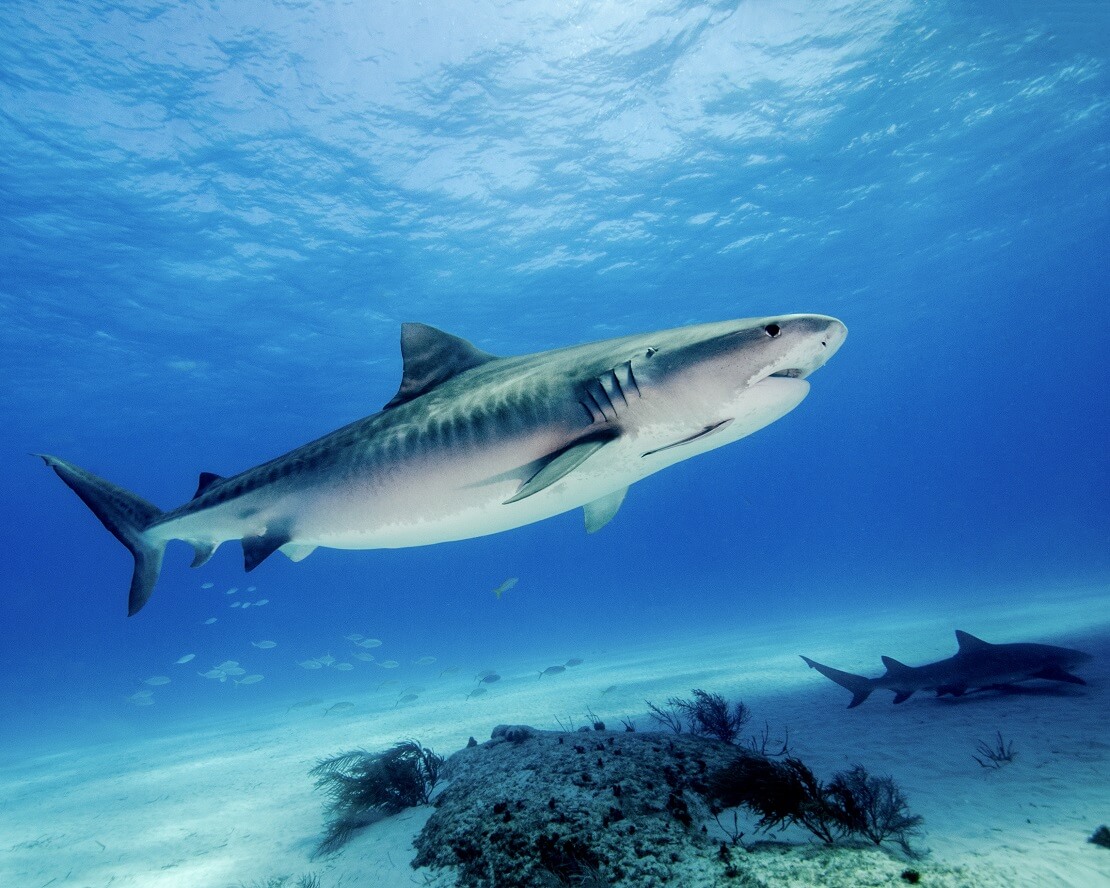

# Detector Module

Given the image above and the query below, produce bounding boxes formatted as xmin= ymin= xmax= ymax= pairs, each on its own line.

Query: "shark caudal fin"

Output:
xmin=38 ymin=454 xmax=166 ymax=616
xmin=801 ymin=655 xmax=874 ymax=708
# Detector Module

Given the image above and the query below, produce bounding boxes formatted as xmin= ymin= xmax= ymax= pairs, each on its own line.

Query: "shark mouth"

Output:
xmin=770 ymin=368 xmax=805 ymax=379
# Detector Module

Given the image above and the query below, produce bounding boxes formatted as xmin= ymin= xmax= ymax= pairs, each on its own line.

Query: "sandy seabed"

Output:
xmin=2 ymin=584 xmax=1109 ymax=888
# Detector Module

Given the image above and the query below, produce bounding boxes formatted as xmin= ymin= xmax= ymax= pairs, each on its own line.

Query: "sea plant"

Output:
xmin=646 ymin=689 xmax=750 ymax=743
xmin=972 ymin=731 xmax=1016 ymax=769
xmin=311 ymin=740 xmax=444 ymax=856
xmin=826 ymin=764 xmax=923 ymax=847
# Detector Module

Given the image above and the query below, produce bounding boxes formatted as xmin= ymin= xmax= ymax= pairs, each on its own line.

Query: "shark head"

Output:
xmin=608 ymin=314 xmax=847 ymax=461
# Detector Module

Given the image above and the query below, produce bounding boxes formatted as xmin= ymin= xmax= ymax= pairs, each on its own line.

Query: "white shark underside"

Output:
xmin=41 ymin=313 xmax=846 ymax=615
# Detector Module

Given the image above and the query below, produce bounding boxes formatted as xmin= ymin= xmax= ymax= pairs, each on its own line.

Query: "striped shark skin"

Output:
xmin=802 ymin=630 xmax=1092 ymax=707
xmin=40 ymin=314 xmax=846 ymax=615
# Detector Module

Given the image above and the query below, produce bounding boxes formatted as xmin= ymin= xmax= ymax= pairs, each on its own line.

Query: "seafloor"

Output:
xmin=2 ymin=583 xmax=1108 ymax=887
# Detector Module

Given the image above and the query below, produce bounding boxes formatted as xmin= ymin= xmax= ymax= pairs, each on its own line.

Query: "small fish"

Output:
xmin=316 ymin=654 xmax=336 ymax=667
xmin=480 ymin=673 xmax=501 ymax=684
xmin=201 ymin=582 xmax=214 ymax=589
xmin=403 ymin=685 xmax=427 ymax=695
xmin=352 ymin=652 xmax=376 ymax=662
xmin=439 ymin=666 xmax=459 ymax=677
xmin=144 ymin=676 xmax=171 ymax=686
xmin=466 ymin=687 xmax=488 ymax=700
xmin=226 ymin=587 xmax=239 ymax=595
xmin=395 ymin=693 xmax=419 ymax=706
xmin=229 ymin=601 xmax=242 ymax=608
xmin=129 ymin=690 xmax=154 ymax=700
xmin=376 ymin=679 xmax=400 ymax=690
xmin=223 ymin=666 xmax=246 ymax=676
xmin=240 ymin=601 xmax=252 ymax=609
xmin=324 ymin=701 xmax=355 ymax=716
xmin=286 ymin=698 xmax=323 ymax=712
xmin=344 ymin=634 xmax=365 ymax=642
xmin=175 ymin=654 xmax=196 ymax=664
xmin=379 ymin=660 xmax=400 ymax=669
xmin=492 ymin=577 xmax=519 ymax=599
xmin=247 ymin=586 xmax=257 ymax=592
xmin=204 ymin=617 xmax=218 ymax=625
xmin=255 ymin=599 xmax=269 ymax=606
xmin=216 ymin=660 xmax=239 ymax=669
xmin=235 ymin=674 xmax=264 ymax=685
xmin=601 ymin=685 xmax=618 ymax=695
xmin=298 ymin=659 xmax=323 ymax=669
xmin=413 ymin=656 xmax=437 ymax=666
xmin=333 ymin=662 xmax=354 ymax=671
xmin=251 ymin=641 xmax=277 ymax=649
xmin=199 ymin=669 xmax=225 ymax=680
xmin=565 ymin=658 xmax=584 ymax=667
xmin=476 ymin=669 xmax=498 ymax=681
xmin=130 ymin=696 xmax=154 ymax=706
xmin=539 ymin=666 xmax=566 ymax=678
xmin=357 ymin=638 xmax=382 ymax=649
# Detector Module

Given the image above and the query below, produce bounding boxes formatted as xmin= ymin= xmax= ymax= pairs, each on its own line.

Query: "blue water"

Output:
xmin=1 ymin=0 xmax=1107 ymax=756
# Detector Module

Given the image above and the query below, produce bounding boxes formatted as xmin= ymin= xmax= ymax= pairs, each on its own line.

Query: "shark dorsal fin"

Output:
xmin=954 ymin=630 xmax=991 ymax=652
xmin=881 ymin=656 xmax=911 ymax=674
xmin=384 ymin=323 xmax=498 ymax=410
xmin=193 ymin=472 xmax=224 ymax=499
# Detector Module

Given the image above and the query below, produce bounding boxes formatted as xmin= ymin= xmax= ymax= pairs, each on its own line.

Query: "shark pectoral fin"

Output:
xmin=242 ymin=530 xmax=291 ymax=572
xmin=640 ymin=419 xmax=733 ymax=459
xmin=189 ymin=541 xmax=220 ymax=568
xmin=583 ymin=487 xmax=628 ymax=533
xmin=279 ymin=542 xmax=317 ymax=563
xmin=892 ymin=690 xmax=914 ymax=704
xmin=1032 ymin=666 xmax=1086 ymax=685
xmin=504 ymin=434 xmax=616 ymax=505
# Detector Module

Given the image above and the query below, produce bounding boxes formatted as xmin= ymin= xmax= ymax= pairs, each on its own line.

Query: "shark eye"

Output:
xmin=645 ymin=346 xmax=658 ymax=357
xmin=763 ymin=324 xmax=781 ymax=338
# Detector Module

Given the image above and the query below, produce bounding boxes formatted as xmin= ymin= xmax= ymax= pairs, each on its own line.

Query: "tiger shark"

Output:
xmin=802 ymin=630 xmax=1092 ymax=707
xmin=40 ymin=313 xmax=846 ymax=615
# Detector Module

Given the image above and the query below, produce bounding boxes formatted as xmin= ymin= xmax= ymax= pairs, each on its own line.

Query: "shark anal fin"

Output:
xmin=583 ymin=487 xmax=628 ymax=533
xmin=190 ymin=541 xmax=219 ymax=568
xmin=504 ymin=434 xmax=616 ymax=505
xmin=641 ymin=419 xmax=733 ymax=459
xmin=193 ymin=472 xmax=224 ymax=500
xmin=242 ymin=531 xmax=291 ymax=572
xmin=279 ymin=542 xmax=317 ymax=563
xmin=936 ymin=684 xmax=966 ymax=698
xmin=384 ymin=323 xmax=498 ymax=410
xmin=892 ymin=690 xmax=914 ymax=704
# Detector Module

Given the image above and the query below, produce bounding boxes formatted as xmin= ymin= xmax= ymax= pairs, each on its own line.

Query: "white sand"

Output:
xmin=2 ymin=582 xmax=1108 ymax=888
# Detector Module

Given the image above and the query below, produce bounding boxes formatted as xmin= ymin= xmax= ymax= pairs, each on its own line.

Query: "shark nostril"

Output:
xmin=764 ymin=323 xmax=781 ymax=338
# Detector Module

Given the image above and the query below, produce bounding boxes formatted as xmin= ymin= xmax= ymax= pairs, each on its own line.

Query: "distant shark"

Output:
xmin=40 ymin=314 xmax=846 ymax=615
xmin=802 ymin=630 xmax=1092 ymax=707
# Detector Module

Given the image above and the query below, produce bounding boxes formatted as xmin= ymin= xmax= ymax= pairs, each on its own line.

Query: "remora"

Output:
xmin=40 ymin=314 xmax=847 ymax=615
xmin=802 ymin=630 xmax=1092 ymax=707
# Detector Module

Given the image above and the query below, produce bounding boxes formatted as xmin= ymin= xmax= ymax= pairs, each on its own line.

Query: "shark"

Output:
xmin=40 ymin=313 xmax=846 ymax=616
xmin=802 ymin=630 xmax=1092 ymax=707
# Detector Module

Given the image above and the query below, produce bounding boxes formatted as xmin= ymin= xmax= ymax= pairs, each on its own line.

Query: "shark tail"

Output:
xmin=801 ymin=655 xmax=874 ymax=708
xmin=38 ymin=454 xmax=166 ymax=616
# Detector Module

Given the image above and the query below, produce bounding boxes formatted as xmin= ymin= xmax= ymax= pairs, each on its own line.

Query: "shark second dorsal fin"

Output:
xmin=193 ymin=472 xmax=224 ymax=499
xmin=881 ymin=656 xmax=911 ymax=674
xmin=954 ymin=630 xmax=991 ymax=651
xmin=384 ymin=323 xmax=498 ymax=410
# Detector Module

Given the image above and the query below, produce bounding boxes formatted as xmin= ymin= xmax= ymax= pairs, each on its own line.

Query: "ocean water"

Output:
xmin=1 ymin=1 xmax=1108 ymax=883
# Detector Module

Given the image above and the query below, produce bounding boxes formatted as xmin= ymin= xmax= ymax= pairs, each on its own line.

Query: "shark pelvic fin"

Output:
xmin=583 ymin=487 xmax=628 ymax=533
xmin=954 ymin=629 xmax=991 ymax=651
xmin=242 ymin=530 xmax=291 ymax=572
xmin=801 ymin=655 xmax=874 ymax=708
xmin=193 ymin=472 xmax=224 ymax=499
xmin=37 ymin=454 xmax=166 ymax=616
xmin=504 ymin=433 xmax=616 ymax=505
xmin=892 ymin=690 xmax=914 ymax=704
xmin=384 ymin=323 xmax=498 ymax=410
xmin=279 ymin=542 xmax=317 ymax=562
